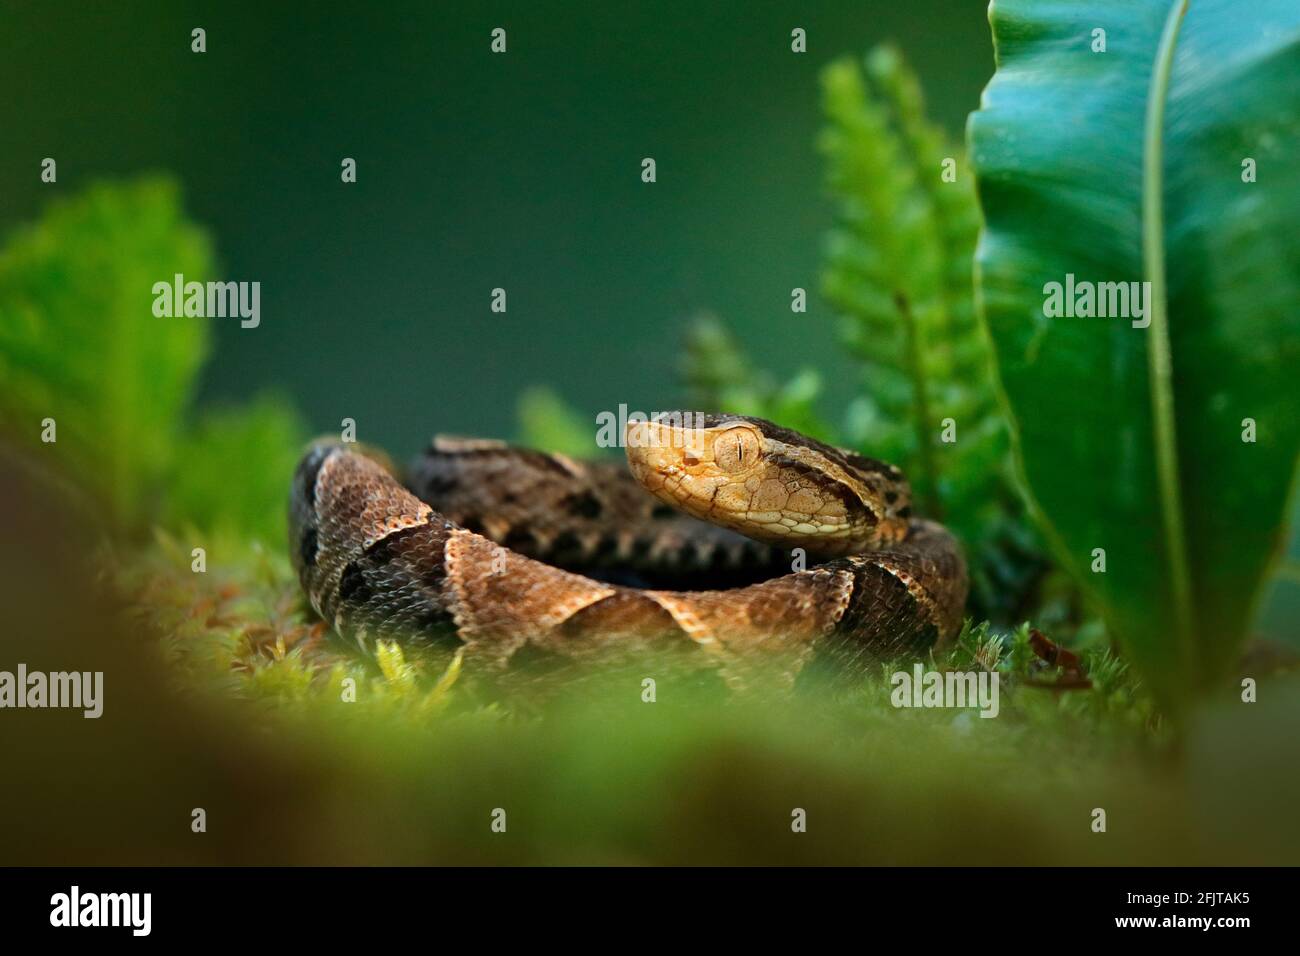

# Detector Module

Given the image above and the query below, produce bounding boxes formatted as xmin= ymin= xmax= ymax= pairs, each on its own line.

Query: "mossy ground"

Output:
xmin=104 ymin=529 xmax=1300 ymax=866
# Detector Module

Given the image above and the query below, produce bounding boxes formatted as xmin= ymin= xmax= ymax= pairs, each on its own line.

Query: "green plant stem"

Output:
xmin=1142 ymin=0 xmax=1194 ymax=680
xmin=894 ymin=291 xmax=942 ymax=517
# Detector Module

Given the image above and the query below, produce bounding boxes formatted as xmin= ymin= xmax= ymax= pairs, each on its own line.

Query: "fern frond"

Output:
xmin=819 ymin=46 xmax=1045 ymax=623
xmin=819 ymin=53 xmax=946 ymax=512
xmin=0 ymin=178 xmax=213 ymax=533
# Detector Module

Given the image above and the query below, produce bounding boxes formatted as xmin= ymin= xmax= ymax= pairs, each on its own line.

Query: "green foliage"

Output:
xmin=680 ymin=313 xmax=834 ymax=443
xmin=375 ymin=641 xmax=463 ymax=717
xmin=163 ymin=394 xmax=307 ymax=549
xmin=0 ymin=178 xmax=212 ymax=533
xmin=970 ymin=0 xmax=1300 ymax=706
xmin=817 ymin=46 xmax=1046 ymax=624
xmin=515 ymin=385 xmax=603 ymax=457
xmin=0 ymin=178 xmax=308 ymax=551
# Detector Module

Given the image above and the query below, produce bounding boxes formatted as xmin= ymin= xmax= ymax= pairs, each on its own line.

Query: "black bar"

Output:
xmin=0 ymin=867 xmax=1279 ymax=941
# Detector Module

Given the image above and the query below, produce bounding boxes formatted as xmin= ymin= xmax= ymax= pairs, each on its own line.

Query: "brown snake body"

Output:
xmin=289 ymin=414 xmax=967 ymax=683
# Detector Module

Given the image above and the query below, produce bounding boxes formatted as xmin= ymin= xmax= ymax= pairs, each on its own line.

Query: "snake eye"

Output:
xmin=712 ymin=427 xmax=761 ymax=474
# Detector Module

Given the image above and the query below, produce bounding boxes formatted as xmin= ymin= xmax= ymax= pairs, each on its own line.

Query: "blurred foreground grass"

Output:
xmin=94 ymin=529 xmax=1298 ymax=865
xmin=0 ymin=415 xmax=1297 ymax=863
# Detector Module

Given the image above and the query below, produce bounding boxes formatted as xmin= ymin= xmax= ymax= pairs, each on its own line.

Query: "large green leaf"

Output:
xmin=970 ymin=0 xmax=1300 ymax=704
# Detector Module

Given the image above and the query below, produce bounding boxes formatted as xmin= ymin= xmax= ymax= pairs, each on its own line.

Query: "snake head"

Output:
xmin=625 ymin=413 xmax=761 ymax=477
xmin=624 ymin=412 xmax=911 ymax=555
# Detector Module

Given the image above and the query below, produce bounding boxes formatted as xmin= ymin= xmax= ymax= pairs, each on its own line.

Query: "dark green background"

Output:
xmin=3 ymin=1 xmax=994 ymax=456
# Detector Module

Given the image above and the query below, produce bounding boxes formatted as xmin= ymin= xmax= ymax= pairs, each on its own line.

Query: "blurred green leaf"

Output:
xmin=515 ymin=385 xmax=603 ymax=458
xmin=970 ymin=0 xmax=1300 ymax=703
xmin=0 ymin=177 xmax=212 ymax=533
xmin=163 ymin=393 xmax=307 ymax=548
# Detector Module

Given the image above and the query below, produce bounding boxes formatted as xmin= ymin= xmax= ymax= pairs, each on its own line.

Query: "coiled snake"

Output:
xmin=289 ymin=414 xmax=967 ymax=683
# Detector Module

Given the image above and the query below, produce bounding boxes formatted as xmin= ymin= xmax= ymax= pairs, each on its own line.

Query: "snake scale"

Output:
xmin=289 ymin=413 xmax=967 ymax=684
